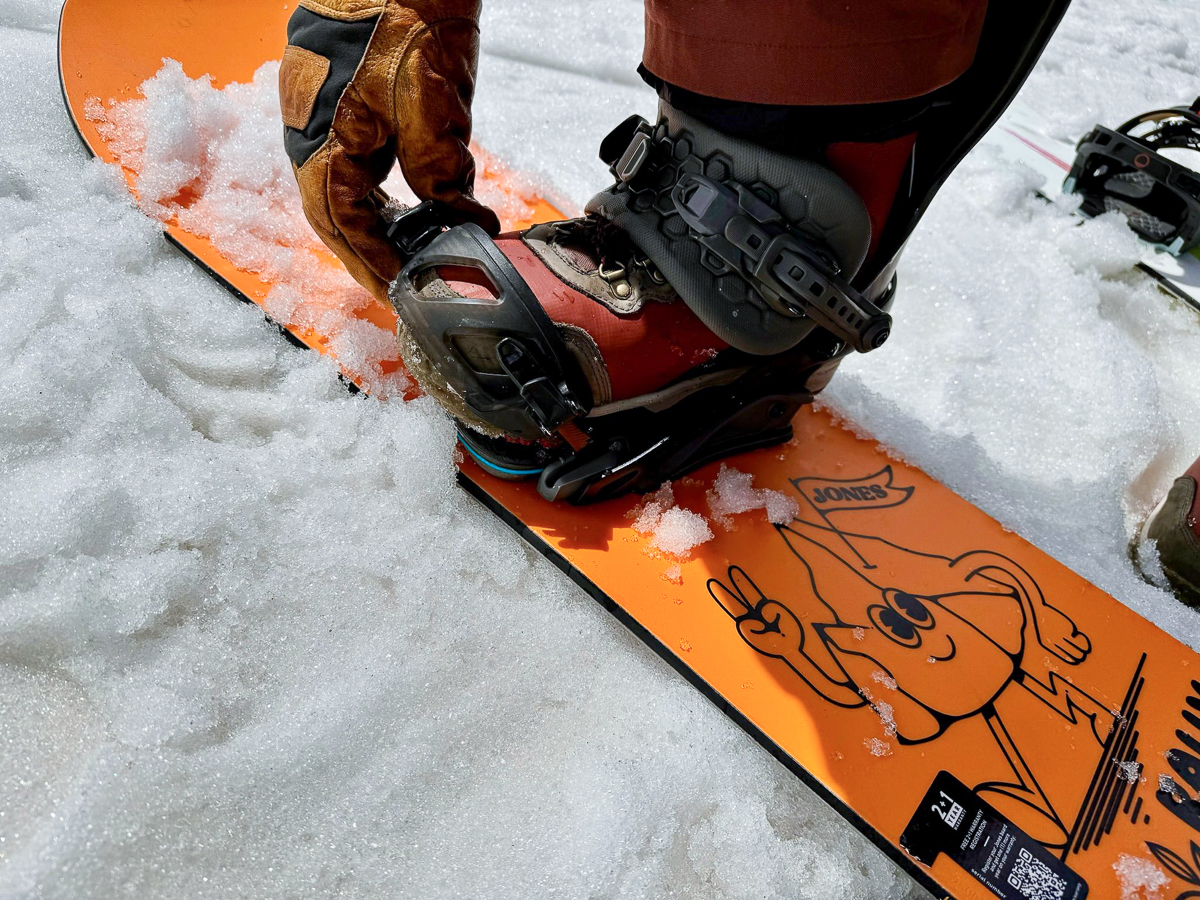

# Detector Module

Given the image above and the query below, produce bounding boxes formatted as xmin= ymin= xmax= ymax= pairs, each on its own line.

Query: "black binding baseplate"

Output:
xmin=1065 ymin=98 xmax=1200 ymax=255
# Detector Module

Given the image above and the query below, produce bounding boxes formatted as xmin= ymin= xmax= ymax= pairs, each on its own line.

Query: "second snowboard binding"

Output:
xmin=1067 ymin=97 xmax=1200 ymax=255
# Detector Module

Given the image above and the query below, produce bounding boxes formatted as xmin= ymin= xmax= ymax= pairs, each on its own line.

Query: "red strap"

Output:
xmin=556 ymin=420 xmax=590 ymax=452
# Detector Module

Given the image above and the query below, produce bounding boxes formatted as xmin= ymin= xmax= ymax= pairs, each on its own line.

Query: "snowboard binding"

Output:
xmin=385 ymin=200 xmax=893 ymax=504
xmin=384 ymin=106 xmax=897 ymax=505
xmin=1066 ymin=97 xmax=1200 ymax=255
xmin=594 ymin=114 xmax=892 ymax=354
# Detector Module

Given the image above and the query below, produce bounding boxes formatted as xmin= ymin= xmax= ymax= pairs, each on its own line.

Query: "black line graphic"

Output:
xmin=1065 ymin=655 xmax=1146 ymax=857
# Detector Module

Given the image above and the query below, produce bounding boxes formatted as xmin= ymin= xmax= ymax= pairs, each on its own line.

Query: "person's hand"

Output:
xmin=280 ymin=0 xmax=501 ymax=302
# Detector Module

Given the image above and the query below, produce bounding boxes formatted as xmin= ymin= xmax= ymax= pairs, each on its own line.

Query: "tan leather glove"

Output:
xmin=280 ymin=0 xmax=500 ymax=303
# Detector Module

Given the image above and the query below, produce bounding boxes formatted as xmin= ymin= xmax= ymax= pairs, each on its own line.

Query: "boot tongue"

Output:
xmin=520 ymin=219 xmax=679 ymax=316
xmin=556 ymin=241 xmax=599 ymax=272
xmin=550 ymin=219 xmax=614 ymax=271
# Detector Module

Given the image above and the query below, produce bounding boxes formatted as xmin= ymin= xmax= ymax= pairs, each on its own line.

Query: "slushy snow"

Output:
xmin=631 ymin=483 xmax=714 ymax=558
xmin=1113 ymin=853 xmax=1171 ymax=900
xmin=631 ymin=466 xmax=797 ymax=558
xmin=1114 ymin=759 xmax=1146 ymax=785
xmin=707 ymin=463 xmax=800 ymax=529
xmin=5 ymin=0 xmax=1200 ymax=898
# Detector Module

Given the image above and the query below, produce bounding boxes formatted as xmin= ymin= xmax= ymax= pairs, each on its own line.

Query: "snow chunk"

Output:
xmin=858 ymin=684 xmax=897 ymax=737
xmin=873 ymin=701 xmax=898 ymax=737
xmin=633 ymin=484 xmax=714 ymax=557
xmin=1159 ymin=773 xmax=1182 ymax=797
xmin=650 ymin=507 xmax=715 ymax=557
xmin=1113 ymin=760 xmax=1144 ymax=784
xmin=871 ymin=671 xmax=898 ymax=691
xmin=707 ymin=464 xmax=799 ymax=529
xmin=1113 ymin=854 xmax=1170 ymax=900
xmin=633 ymin=483 xmax=675 ymax=533
xmin=862 ymin=738 xmax=892 ymax=758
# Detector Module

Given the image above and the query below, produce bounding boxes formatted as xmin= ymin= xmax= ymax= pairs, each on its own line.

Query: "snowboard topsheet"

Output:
xmin=60 ymin=3 xmax=1200 ymax=897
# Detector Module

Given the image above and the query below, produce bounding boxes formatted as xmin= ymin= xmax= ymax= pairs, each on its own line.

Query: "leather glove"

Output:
xmin=280 ymin=0 xmax=500 ymax=303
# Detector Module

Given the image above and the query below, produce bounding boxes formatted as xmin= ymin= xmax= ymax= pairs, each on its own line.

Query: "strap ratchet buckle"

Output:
xmin=496 ymin=338 xmax=585 ymax=434
xmin=672 ymin=173 xmax=892 ymax=352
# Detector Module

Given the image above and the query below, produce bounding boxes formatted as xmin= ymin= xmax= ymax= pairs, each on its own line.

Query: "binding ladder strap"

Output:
xmin=594 ymin=112 xmax=892 ymax=354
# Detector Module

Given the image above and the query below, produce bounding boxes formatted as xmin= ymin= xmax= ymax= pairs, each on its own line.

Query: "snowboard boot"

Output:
xmin=387 ymin=102 xmax=896 ymax=503
xmin=1135 ymin=454 xmax=1200 ymax=606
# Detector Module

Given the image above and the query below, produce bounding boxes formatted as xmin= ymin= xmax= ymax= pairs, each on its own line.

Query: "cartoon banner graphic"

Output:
xmin=792 ymin=467 xmax=915 ymax=569
xmin=793 ymin=466 xmax=915 ymax=514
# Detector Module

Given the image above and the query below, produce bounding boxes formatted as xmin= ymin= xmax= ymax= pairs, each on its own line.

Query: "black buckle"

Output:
xmin=599 ymin=115 xmax=656 ymax=184
xmin=496 ymin=338 xmax=584 ymax=434
xmin=385 ymin=201 xmax=455 ymax=261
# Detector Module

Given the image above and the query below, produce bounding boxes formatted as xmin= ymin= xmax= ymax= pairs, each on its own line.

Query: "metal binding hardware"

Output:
xmin=496 ymin=338 xmax=585 ymax=434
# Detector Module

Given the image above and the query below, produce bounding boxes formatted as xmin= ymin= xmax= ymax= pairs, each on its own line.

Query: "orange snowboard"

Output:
xmin=60 ymin=2 xmax=1200 ymax=897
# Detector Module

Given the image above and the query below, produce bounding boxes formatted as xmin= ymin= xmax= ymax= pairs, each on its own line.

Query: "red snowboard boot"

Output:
xmin=389 ymin=103 xmax=894 ymax=502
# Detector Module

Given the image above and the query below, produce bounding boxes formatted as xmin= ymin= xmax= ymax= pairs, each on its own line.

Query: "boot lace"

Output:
xmin=555 ymin=216 xmax=668 ymax=288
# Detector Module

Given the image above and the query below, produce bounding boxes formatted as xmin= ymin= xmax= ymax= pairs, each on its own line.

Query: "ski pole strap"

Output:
xmin=601 ymin=116 xmax=891 ymax=353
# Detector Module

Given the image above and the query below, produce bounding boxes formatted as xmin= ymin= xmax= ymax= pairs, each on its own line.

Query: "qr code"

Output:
xmin=1007 ymin=848 xmax=1067 ymax=900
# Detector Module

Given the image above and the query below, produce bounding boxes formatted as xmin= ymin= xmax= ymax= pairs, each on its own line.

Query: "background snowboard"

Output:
xmin=60 ymin=2 xmax=1200 ymax=897
xmin=982 ymin=101 xmax=1200 ymax=314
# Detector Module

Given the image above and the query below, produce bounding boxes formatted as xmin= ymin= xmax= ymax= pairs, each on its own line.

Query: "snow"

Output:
xmin=858 ymin=683 xmax=898 ymax=738
xmin=4 ymin=0 xmax=1200 ymax=897
xmin=707 ymin=464 xmax=800 ymax=529
xmin=631 ymin=483 xmax=714 ymax=558
xmin=1114 ymin=759 xmax=1145 ymax=784
xmin=1113 ymin=853 xmax=1171 ymax=900
xmin=871 ymin=671 xmax=899 ymax=692
xmin=1160 ymin=772 xmax=1183 ymax=796
xmin=863 ymin=738 xmax=893 ymax=759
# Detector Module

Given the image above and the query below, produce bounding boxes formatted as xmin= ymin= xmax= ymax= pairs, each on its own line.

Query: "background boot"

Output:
xmin=1135 ymin=454 xmax=1200 ymax=605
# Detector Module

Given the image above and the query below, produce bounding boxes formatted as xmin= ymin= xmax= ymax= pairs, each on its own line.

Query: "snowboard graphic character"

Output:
xmin=708 ymin=468 xmax=1110 ymax=849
